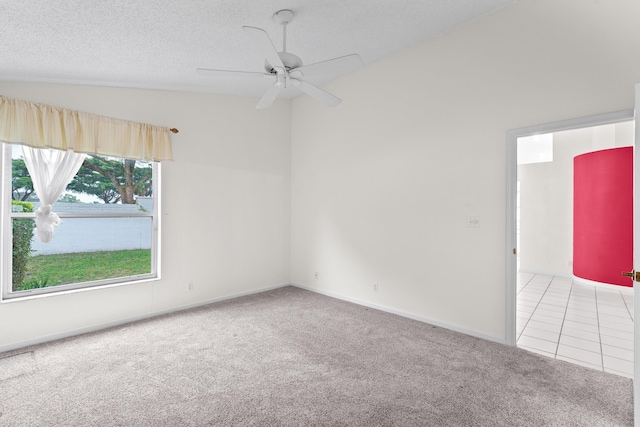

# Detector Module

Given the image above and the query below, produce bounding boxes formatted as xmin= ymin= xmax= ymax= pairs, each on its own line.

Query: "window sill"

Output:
xmin=1 ymin=276 xmax=160 ymax=303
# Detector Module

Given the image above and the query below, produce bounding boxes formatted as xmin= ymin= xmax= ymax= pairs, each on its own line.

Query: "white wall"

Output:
xmin=290 ymin=0 xmax=640 ymax=342
xmin=519 ymin=122 xmax=633 ymax=276
xmin=0 ymin=83 xmax=291 ymax=351
xmin=3 ymin=0 xmax=640 ymax=350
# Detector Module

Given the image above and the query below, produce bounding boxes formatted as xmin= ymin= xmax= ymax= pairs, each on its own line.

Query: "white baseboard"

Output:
xmin=291 ymin=283 xmax=507 ymax=345
xmin=2 ymin=281 xmax=506 ymax=354
xmin=0 ymin=282 xmax=290 ymax=354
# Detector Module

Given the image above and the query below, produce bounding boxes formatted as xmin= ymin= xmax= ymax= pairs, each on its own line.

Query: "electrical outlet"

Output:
xmin=373 ymin=283 xmax=378 ymax=292
xmin=188 ymin=282 xmax=194 ymax=291
xmin=314 ymin=272 xmax=319 ymax=279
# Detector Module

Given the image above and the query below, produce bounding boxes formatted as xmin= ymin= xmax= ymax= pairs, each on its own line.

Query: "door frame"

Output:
xmin=505 ymin=109 xmax=634 ymax=346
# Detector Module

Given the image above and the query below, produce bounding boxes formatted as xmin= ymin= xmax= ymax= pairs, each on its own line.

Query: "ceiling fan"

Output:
xmin=197 ymin=9 xmax=363 ymax=109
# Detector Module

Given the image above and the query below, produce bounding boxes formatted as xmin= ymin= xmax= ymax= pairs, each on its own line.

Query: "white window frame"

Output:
xmin=0 ymin=143 xmax=161 ymax=301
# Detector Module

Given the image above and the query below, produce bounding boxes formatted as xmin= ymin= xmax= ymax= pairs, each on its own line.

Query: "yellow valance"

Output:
xmin=0 ymin=95 xmax=174 ymax=161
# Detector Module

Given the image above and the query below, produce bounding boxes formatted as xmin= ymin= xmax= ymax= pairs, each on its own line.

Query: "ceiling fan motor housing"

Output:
xmin=274 ymin=52 xmax=303 ymax=71
xmin=265 ymin=52 xmax=303 ymax=73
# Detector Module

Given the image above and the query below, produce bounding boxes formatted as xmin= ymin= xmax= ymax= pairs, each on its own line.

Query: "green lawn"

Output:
xmin=19 ymin=249 xmax=151 ymax=291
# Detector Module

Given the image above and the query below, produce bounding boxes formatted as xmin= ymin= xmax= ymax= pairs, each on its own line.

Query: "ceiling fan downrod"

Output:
xmin=273 ymin=9 xmax=294 ymax=53
xmin=272 ymin=10 xmax=302 ymax=71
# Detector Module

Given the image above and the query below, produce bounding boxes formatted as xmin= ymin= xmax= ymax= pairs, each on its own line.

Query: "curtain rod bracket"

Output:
xmin=170 ymin=128 xmax=179 ymax=134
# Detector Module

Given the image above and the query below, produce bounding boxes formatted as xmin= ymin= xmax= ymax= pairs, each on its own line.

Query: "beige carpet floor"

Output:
xmin=0 ymin=286 xmax=633 ymax=426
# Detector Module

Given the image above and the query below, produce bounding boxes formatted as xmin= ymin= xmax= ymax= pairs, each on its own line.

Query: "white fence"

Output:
xmin=29 ymin=198 xmax=153 ymax=255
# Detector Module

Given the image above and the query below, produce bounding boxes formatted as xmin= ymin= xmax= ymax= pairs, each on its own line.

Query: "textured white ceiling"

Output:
xmin=0 ymin=0 xmax=515 ymax=99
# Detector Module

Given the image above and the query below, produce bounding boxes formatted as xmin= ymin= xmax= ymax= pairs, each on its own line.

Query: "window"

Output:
xmin=1 ymin=143 xmax=160 ymax=299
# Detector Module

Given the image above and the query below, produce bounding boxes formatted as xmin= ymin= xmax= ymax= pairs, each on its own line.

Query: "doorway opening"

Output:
xmin=506 ymin=110 xmax=634 ymax=378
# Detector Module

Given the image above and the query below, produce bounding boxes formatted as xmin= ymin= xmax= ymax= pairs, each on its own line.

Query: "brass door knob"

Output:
xmin=622 ymin=270 xmax=640 ymax=281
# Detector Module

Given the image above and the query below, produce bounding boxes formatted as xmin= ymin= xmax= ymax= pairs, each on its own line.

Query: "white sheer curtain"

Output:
xmin=22 ymin=146 xmax=86 ymax=243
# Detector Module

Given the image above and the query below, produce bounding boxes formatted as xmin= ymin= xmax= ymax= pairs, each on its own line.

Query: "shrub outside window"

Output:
xmin=1 ymin=143 xmax=160 ymax=300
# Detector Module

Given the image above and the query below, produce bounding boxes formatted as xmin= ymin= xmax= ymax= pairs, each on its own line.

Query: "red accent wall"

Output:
xmin=573 ymin=147 xmax=633 ymax=287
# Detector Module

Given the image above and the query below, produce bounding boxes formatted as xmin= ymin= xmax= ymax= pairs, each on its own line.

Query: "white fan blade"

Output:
xmin=291 ymin=78 xmax=342 ymax=107
xmin=294 ymin=54 xmax=363 ymax=78
xmin=197 ymin=68 xmax=271 ymax=79
xmin=256 ymin=82 xmax=282 ymax=109
xmin=242 ymin=26 xmax=285 ymax=72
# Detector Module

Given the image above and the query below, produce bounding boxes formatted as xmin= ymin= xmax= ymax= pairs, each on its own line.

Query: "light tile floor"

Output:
xmin=517 ymin=272 xmax=634 ymax=378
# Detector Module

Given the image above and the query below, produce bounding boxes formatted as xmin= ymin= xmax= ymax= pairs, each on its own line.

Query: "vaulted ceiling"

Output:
xmin=1 ymin=0 xmax=515 ymax=99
